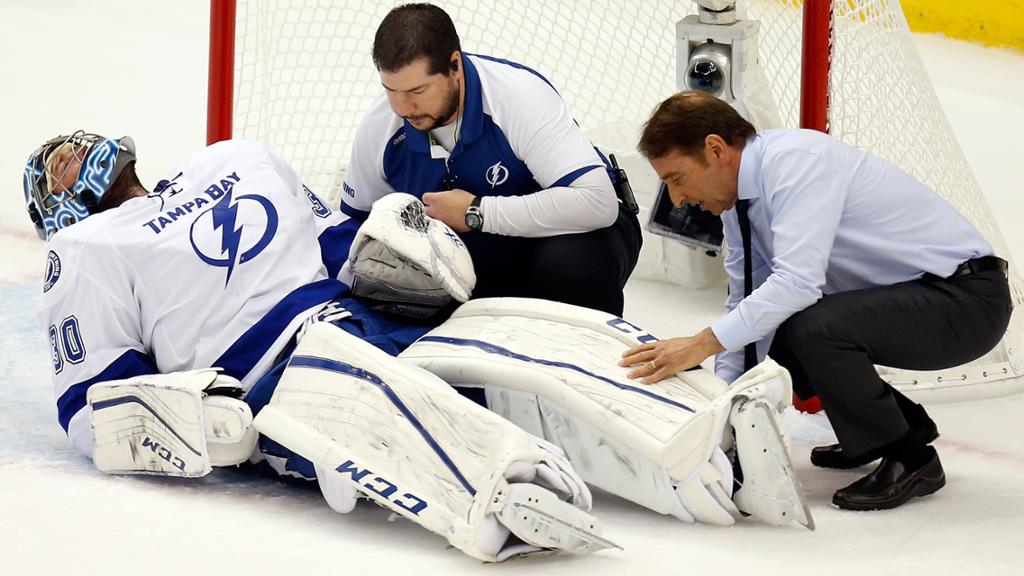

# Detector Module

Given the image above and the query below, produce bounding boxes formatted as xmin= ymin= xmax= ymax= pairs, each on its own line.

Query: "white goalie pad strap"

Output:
xmin=348 ymin=193 xmax=475 ymax=307
xmin=252 ymin=322 xmax=614 ymax=562
xmin=88 ymin=369 xmax=256 ymax=477
xmin=399 ymin=297 xmax=800 ymax=526
xmin=674 ymin=455 xmax=738 ymax=526
xmin=203 ymin=395 xmax=258 ymax=467
xmin=524 ymin=436 xmax=593 ymax=511
xmin=314 ymin=462 xmax=359 ymax=514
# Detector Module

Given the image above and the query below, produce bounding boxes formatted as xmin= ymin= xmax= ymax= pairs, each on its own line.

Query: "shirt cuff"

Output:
xmin=479 ymin=195 xmax=497 ymax=234
xmin=710 ymin=307 xmax=759 ymax=353
xmin=714 ymin=349 xmax=744 ymax=385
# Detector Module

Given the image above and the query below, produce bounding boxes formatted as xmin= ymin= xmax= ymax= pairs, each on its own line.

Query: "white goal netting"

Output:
xmin=228 ymin=0 xmax=1022 ymax=401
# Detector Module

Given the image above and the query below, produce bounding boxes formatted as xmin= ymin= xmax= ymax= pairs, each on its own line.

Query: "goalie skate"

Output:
xmin=496 ymin=483 xmax=621 ymax=556
xmin=731 ymin=397 xmax=814 ymax=530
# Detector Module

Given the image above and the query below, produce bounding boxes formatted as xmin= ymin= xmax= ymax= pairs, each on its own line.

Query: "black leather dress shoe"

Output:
xmin=811 ymin=416 xmax=939 ymax=469
xmin=832 ymin=446 xmax=945 ymax=511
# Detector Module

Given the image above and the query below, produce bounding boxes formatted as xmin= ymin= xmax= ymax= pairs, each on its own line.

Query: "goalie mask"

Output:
xmin=23 ymin=131 xmax=137 ymax=240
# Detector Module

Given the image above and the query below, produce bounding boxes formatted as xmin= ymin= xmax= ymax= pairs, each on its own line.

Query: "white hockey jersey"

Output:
xmin=39 ymin=140 xmax=356 ymax=455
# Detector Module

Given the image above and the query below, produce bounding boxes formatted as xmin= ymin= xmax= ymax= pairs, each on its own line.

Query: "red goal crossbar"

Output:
xmin=206 ymin=0 xmax=835 ymax=143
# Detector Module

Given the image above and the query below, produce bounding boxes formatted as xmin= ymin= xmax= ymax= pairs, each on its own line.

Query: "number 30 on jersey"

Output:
xmin=50 ymin=316 xmax=86 ymax=374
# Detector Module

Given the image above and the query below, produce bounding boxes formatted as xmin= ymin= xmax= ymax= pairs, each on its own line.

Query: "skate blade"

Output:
xmin=732 ymin=398 xmax=816 ymax=531
xmin=497 ymin=483 xmax=622 ymax=555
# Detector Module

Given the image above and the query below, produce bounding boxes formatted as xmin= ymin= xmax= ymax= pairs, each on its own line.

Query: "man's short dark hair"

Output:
xmin=638 ymin=90 xmax=757 ymax=160
xmin=372 ymin=3 xmax=462 ymax=76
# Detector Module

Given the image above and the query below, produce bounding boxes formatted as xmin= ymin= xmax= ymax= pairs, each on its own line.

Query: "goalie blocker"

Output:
xmin=399 ymin=298 xmax=814 ymax=530
xmin=88 ymin=369 xmax=257 ymax=477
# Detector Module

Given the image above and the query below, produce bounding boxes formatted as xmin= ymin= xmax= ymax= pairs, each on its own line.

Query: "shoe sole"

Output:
xmin=832 ymin=473 xmax=946 ymax=511
xmin=812 ymin=428 xmax=941 ymax=470
xmin=811 ymin=451 xmax=880 ymax=470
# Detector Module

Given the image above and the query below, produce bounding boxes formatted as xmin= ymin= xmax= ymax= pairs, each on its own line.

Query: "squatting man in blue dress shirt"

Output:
xmin=620 ymin=90 xmax=1012 ymax=511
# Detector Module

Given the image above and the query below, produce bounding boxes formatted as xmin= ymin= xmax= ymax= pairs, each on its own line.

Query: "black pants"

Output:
xmin=464 ymin=203 xmax=642 ymax=316
xmin=768 ymin=267 xmax=1012 ymax=457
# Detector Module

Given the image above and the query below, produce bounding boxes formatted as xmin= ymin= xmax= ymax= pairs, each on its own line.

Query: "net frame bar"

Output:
xmin=800 ymin=0 xmax=831 ymax=132
xmin=208 ymin=0 xmax=237 ymax=145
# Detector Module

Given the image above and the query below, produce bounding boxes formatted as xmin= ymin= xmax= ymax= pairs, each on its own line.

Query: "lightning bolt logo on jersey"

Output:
xmin=39 ymin=140 xmax=354 ymax=451
xmin=190 ymin=188 xmax=279 ymax=286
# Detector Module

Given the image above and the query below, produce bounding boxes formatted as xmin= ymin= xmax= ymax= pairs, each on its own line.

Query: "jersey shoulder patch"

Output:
xmin=43 ymin=250 xmax=62 ymax=292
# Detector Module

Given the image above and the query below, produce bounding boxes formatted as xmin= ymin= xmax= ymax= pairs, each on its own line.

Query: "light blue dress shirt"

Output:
xmin=711 ymin=129 xmax=993 ymax=383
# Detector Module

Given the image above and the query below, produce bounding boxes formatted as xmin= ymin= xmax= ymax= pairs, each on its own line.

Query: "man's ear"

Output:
xmin=705 ymin=134 xmax=727 ymax=161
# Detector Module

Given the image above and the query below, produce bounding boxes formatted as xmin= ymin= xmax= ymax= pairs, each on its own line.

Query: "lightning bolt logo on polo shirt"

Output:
xmin=190 ymin=189 xmax=278 ymax=286
xmin=486 ymin=161 xmax=509 ymax=189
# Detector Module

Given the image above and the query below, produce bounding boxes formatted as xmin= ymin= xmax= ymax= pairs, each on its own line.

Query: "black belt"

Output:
xmin=949 ymin=255 xmax=1008 ymax=279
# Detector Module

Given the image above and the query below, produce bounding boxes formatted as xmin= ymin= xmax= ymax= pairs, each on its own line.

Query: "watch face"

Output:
xmin=465 ymin=207 xmax=483 ymax=231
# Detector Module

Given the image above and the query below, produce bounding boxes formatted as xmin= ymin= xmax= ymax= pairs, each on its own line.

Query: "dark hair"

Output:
xmin=638 ymin=90 xmax=756 ymax=160
xmin=372 ymin=3 xmax=461 ymax=76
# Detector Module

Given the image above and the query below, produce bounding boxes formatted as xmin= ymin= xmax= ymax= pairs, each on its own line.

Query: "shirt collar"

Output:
xmin=454 ymin=54 xmax=484 ymax=148
xmin=737 ymin=133 xmax=763 ymax=201
xmin=401 ymin=55 xmax=484 ymax=156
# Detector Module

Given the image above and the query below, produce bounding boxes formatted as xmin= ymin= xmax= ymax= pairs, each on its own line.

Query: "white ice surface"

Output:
xmin=1 ymin=3 xmax=1023 ymax=574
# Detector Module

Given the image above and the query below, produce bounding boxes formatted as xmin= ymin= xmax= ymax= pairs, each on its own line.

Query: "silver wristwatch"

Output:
xmin=464 ymin=195 xmax=483 ymax=232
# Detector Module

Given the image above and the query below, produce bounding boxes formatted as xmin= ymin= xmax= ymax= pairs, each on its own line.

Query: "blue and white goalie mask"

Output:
xmin=23 ymin=131 xmax=137 ymax=240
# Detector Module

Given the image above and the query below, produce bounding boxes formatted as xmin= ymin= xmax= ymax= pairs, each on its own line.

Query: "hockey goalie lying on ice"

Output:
xmin=24 ymin=133 xmax=808 ymax=564
xmin=25 ymin=133 xmax=609 ymax=561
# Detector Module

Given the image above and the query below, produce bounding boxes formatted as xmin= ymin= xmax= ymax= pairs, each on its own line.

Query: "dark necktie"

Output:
xmin=735 ymin=199 xmax=758 ymax=372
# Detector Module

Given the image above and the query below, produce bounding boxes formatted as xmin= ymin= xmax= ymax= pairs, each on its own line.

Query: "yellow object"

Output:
xmin=901 ymin=0 xmax=1024 ymax=51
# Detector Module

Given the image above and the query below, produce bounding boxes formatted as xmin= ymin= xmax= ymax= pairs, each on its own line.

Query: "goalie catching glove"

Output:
xmin=347 ymin=193 xmax=475 ymax=319
xmin=88 ymin=369 xmax=257 ymax=477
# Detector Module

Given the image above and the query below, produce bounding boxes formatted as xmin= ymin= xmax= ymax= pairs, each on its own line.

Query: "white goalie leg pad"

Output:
xmin=488 ymin=384 xmax=741 ymax=526
xmin=348 ymin=193 xmax=475 ymax=309
xmin=400 ymin=297 xmax=810 ymax=528
xmin=252 ymin=322 xmax=616 ymax=562
xmin=88 ymin=369 xmax=257 ymax=477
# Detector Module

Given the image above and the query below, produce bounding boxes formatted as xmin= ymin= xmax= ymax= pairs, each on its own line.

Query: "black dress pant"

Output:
xmin=464 ymin=203 xmax=642 ymax=316
xmin=767 ymin=267 xmax=1012 ymax=457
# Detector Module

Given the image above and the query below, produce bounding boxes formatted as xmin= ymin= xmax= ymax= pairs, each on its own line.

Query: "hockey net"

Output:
xmin=214 ymin=0 xmax=1022 ymax=402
